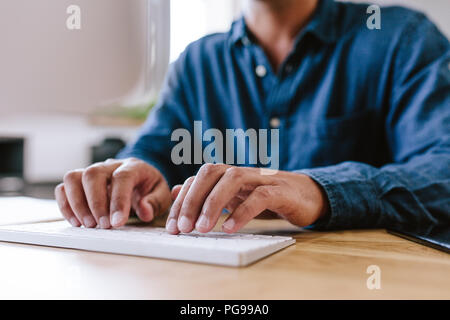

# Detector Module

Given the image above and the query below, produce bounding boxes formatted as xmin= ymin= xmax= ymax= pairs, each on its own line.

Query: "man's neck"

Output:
xmin=243 ymin=0 xmax=319 ymax=72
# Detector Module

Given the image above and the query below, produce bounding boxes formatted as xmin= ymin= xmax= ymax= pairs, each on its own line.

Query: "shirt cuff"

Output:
xmin=295 ymin=165 xmax=381 ymax=230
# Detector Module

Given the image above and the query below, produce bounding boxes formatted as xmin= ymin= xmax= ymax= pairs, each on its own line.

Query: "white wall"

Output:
xmin=0 ymin=0 xmax=170 ymax=182
xmin=170 ymin=0 xmax=242 ymax=62
xmin=0 ymin=0 xmax=151 ymax=115
xmin=342 ymin=0 xmax=450 ymax=38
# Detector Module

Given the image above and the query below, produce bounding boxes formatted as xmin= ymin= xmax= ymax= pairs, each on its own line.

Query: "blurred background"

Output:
xmin=0 ymin=0 xmax=448 ymax=198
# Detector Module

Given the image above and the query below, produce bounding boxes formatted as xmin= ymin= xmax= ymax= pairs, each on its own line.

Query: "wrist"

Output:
xmin=302 ymin=174 xmax=330 ymax=223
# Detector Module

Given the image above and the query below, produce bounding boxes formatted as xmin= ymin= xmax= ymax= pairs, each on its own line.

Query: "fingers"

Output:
xmin=135 ymin=178 xmax=172 ymax=222
xmin=109 ymin=164 xmax=140 ymax=227
xmin=62 ymin=169 xmax=97 ymax=228
xmin=81 ymin=162 xmax=121 ymax=229
xmin=222 ymin=186 xmax=273 ymax=233
xmin=177 ymin=163 xmax=227 ymax=233
xmin=167 ymin=165 xmax=270 ymax=234
xmin=196 ymin=166 xmax=264 ymax=233
xmin=166 ymin=176 xmax=195 ymax=234
xmin=55 ymin=183 xmax=81 ymax=227
xmin=223 ymin=196 xmax=243 ymax=213
xmin=109 ymin=159 xmax=168 ymax=227
xmin=171 ymin=185 xmax=182 ymax=200
xmin=56 ymin=158 xmax=172 ymax=229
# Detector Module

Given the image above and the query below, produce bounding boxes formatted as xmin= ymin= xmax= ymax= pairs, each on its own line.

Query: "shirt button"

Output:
xmin=241 ymin=36 xmax=251 ymax=46
xmin=255 ymin=65 xmax=267 ymax=77
xmin=285 ymin=64 xmax=293 ymax=73
xmin=270 ymin=117 xmax=281 ymax=128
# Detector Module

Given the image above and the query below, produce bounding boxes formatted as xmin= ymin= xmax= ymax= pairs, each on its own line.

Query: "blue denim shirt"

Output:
xmin=119 ymin=0 xmax=450 ymax=230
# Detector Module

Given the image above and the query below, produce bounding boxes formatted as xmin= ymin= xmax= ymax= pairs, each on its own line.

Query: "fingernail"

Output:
xmin=196 ymin=215 xmax=209 ymax=230
xmin=99 ymin=216 xmax=111 ymax=229
xmin=222 ymin=218 xmax=236 ymax=232
xmin=69 ymin=217 xmax=80 ymax=227
xmin=83 ymin=216 xmax=96 ymax=228
xmin=166 ymin=218 xmax=178 ymax=233
xmin=111 ymin=211 xmax=123 ymax=227
xmin=178 ymin=216 xmax=192 ymax=232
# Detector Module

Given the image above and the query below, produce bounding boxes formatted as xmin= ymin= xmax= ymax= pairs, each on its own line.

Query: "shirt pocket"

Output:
xmin=311 ymin=110 xmax=372 ymax=140
xmin=289 ymin=110 xmax=375 ymax=168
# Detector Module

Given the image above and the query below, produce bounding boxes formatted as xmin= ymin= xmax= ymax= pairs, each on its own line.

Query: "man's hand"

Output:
xmin=166 ymin=164 xmax=329 ymax=234
xmin=55 ymin=158 xmax=171 ymax=229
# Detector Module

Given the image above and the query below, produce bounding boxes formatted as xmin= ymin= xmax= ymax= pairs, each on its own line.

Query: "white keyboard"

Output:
xmin=0 ymin=221 xmax=295 ymax=267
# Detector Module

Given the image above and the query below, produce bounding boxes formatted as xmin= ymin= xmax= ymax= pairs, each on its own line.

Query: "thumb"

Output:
xmin=136 ymin=179 xmax=172 ymax=222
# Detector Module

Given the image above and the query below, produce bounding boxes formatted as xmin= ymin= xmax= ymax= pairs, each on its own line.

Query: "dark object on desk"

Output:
xmin=91 ymin=137 xmax=126 ymax=164
xmin=388 ymin=226 xmax=450 ymax=254
xmin=0 ymin=137 xmax=24 ymax=193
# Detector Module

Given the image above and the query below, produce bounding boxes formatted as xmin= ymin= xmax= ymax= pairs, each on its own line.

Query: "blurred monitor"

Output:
xmin=0 ymin=138 xmax=24 ymax=193
xmin=0 ymin=0 xmax=170 ymax=115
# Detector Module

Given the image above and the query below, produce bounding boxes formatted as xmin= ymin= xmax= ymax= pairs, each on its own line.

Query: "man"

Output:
xmin=55 ymin=0 xmax=450 ymax=235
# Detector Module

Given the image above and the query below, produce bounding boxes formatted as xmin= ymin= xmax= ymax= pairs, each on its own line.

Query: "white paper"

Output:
xmin=0 ymin=197 xmax=63 ymax=226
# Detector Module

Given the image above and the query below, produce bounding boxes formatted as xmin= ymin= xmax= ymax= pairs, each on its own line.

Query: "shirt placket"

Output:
xmin=250 ymin=45 xmax=298 ymax=170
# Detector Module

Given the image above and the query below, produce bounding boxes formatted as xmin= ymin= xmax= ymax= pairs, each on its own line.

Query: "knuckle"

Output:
xmin=254 ymin=186 xmax=271 ymax=198
xmin=274 ymin=178 xmax=289 ymax=188
xmin=82 ymin=165 xmax=103 ymax=183
xmin=125 ymin=158 xmax=156 ymax=178
xmin=104 ymin=158 xmax=116 ymax=164
xmin=90 ymin=199 xmax=106 ymax=211
xmin=202 ymin=199 xmax=219 ymax=216
xmin=112 ymin=169 xmax=133 ymax=181
xmin=225 ymin=167 xmax=243 ymax=180
xmin=271 ymin=186 xmax=283 ymax=197
xmin=70 ymin=199 xmax=85 ymax=211
xmin=126 ymin=157 xmax=143 ymax=167
xmin=238 ymin=202 xmax=251 ymax=214
xmin=206 ymin=193 xmax=220 ymax=206
xmin=111 ymin=195 xmax=127 ymax=210
xmin=185 ymin=176 xmax=195 ymax=185
xmin=181 ymin=197 xmax=198 ymax=212
xmin=199 ymin=163 xmax=218 ymax=175
xmin=63 ymin=170 xmax=81 ymax=184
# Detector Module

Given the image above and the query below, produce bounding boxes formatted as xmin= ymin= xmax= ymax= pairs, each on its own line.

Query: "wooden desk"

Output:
xmin=0 ymin=217 xmax=448 ymax=299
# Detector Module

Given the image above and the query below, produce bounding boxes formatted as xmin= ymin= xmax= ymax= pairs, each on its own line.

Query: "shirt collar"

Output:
xmin=229 ymin=0 xmax=338 ymax=46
